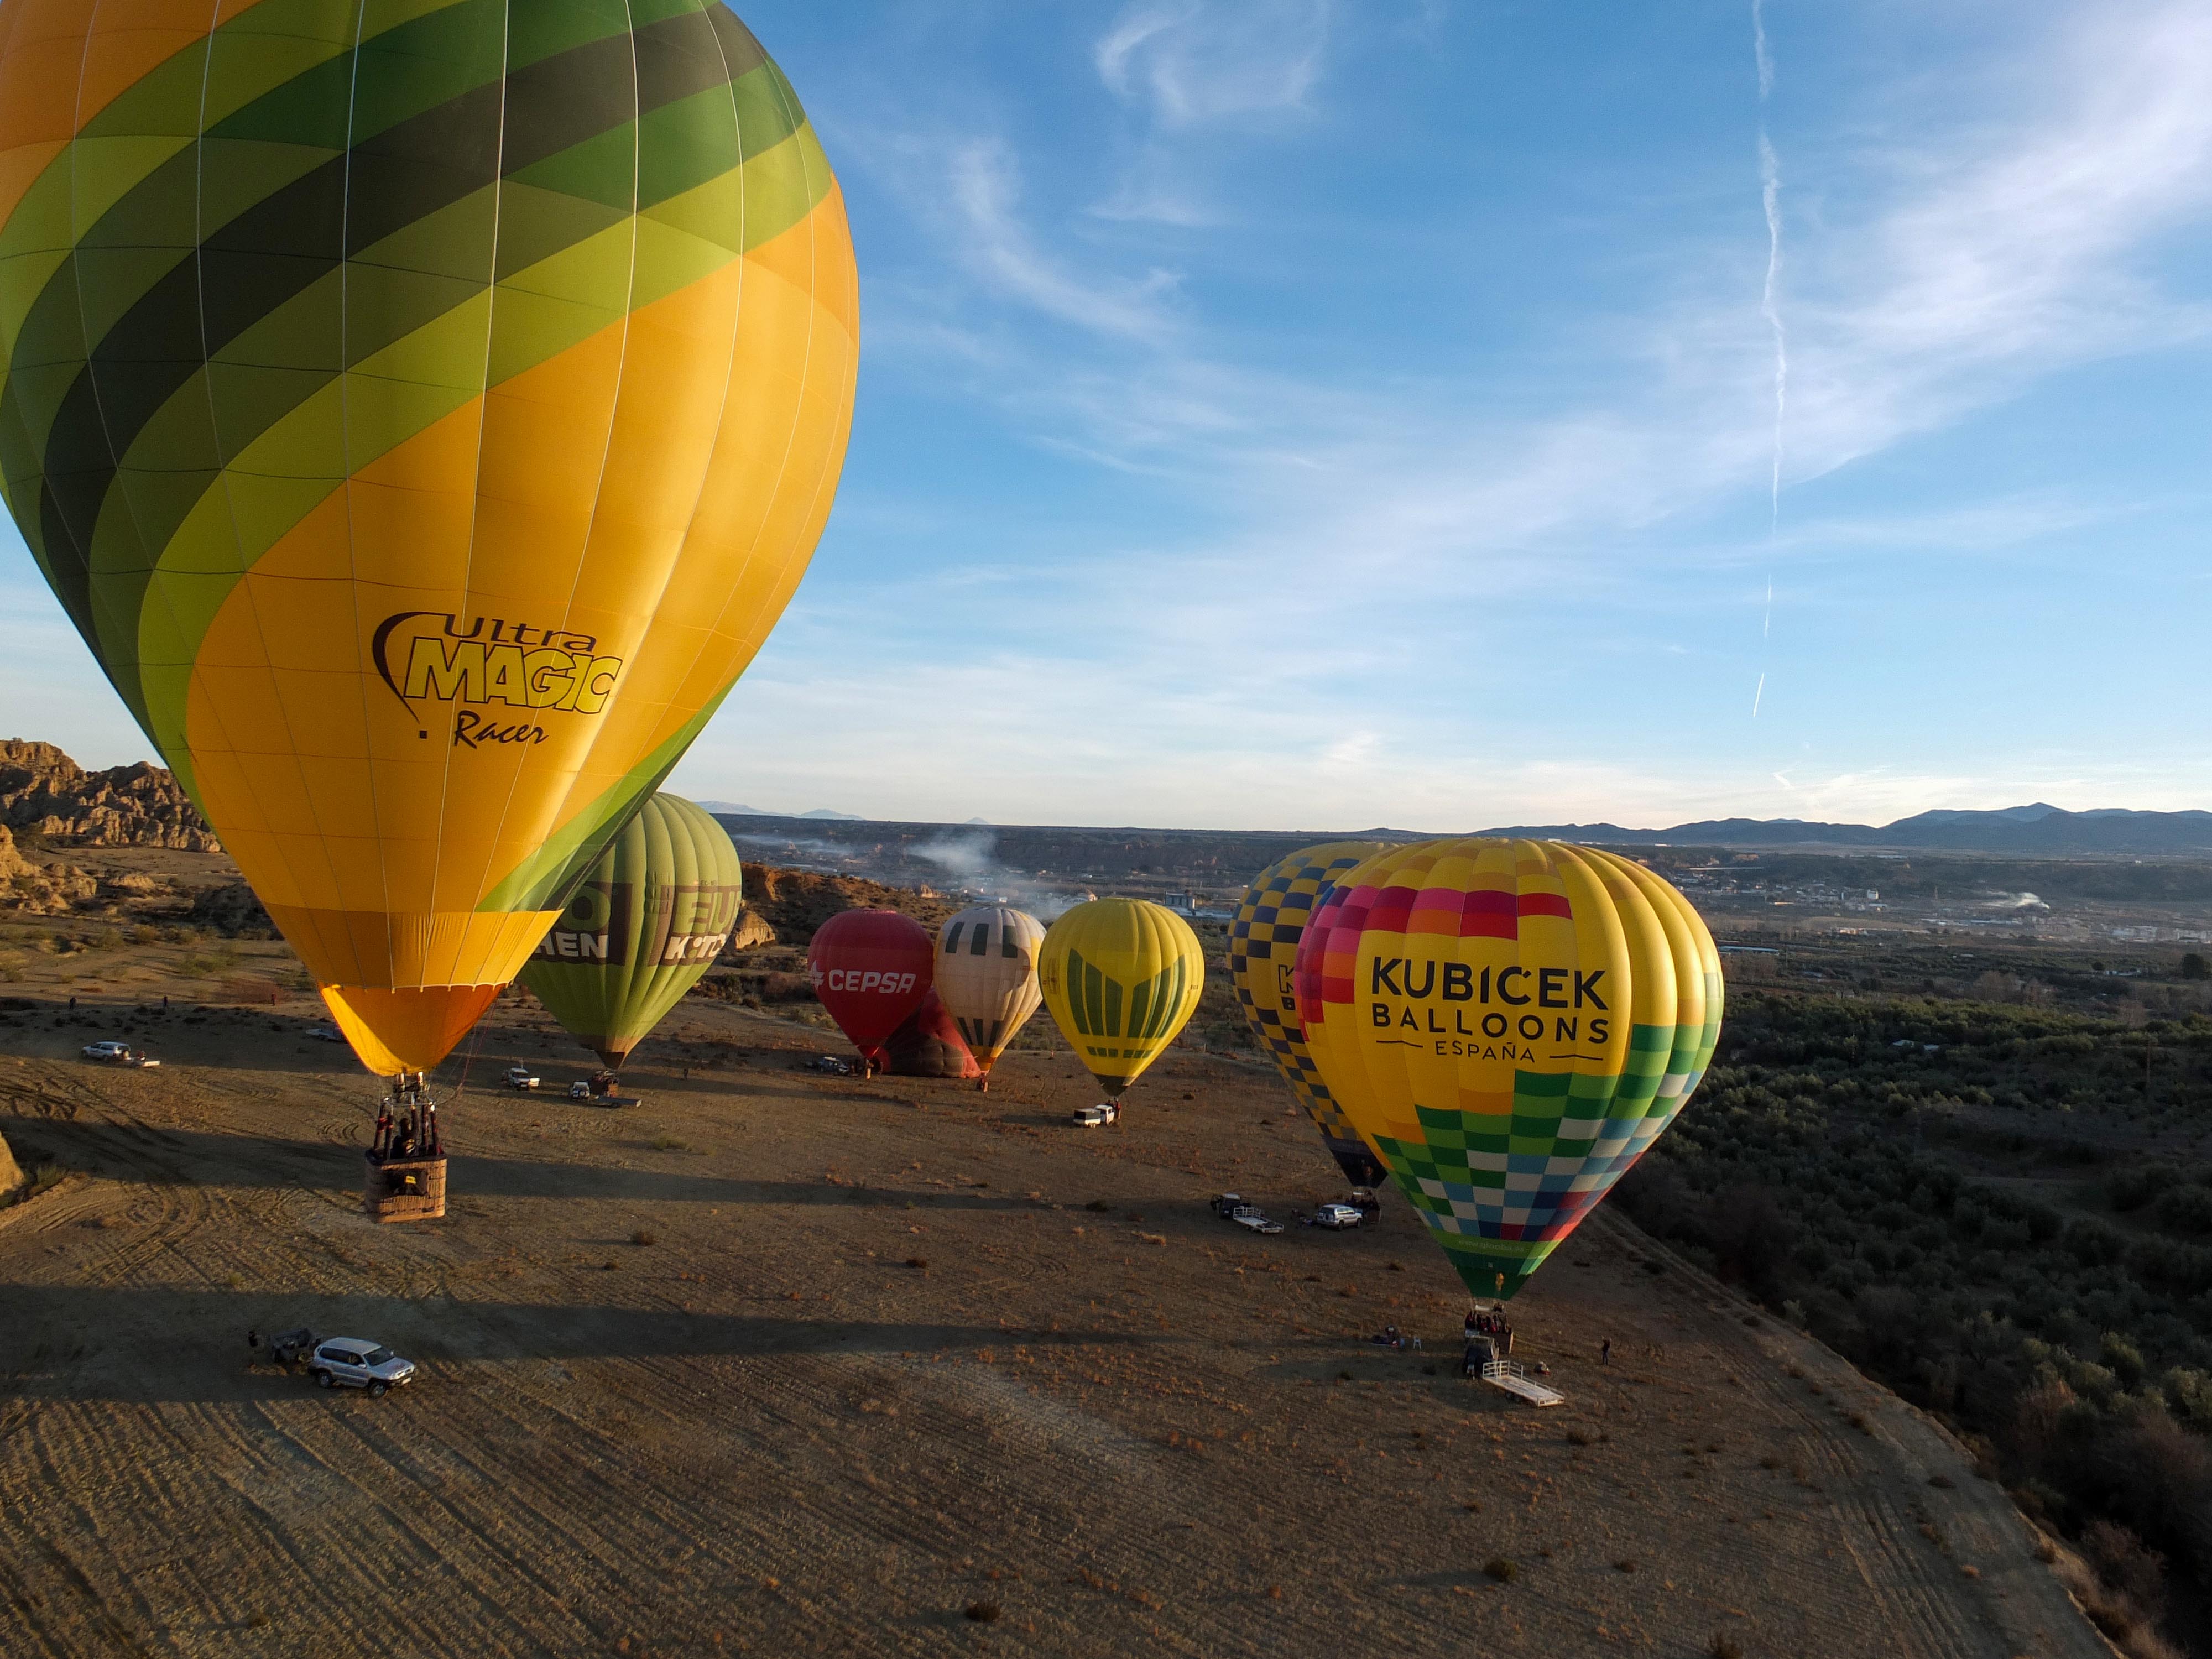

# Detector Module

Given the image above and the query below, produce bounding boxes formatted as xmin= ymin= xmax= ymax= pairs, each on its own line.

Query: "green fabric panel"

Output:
xmin=477 ymin=686 xmax=732 ymax=915
xmin=505 ymin=0 xmax=646 ymax=74
xmin=637 ymin=85 xmax=742 ymax=208
xmin=511 ymin=120 xmax=639 ymax=213
xmin=626 ymin=0 xmax=716 ymax=27
xmin=489 ymin=181 xmax=632 ymax=283
xmin=346 ymin=1 xmax=509 ymax=140
xmin=195 ymin=137 xmax=346 ymax=252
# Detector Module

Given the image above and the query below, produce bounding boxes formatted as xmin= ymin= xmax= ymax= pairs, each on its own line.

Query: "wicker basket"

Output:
xmin=363 ymin=1152 xmax=446 ymax=1223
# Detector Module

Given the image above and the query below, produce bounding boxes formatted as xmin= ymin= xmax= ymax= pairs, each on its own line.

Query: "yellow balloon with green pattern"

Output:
xmin=1037 ymin=899 xmax=1204 ymax=1102
xmin=1293 ymin=839 xmax=1721 ymax=1300
xmin=0 ymin=1 xmax=858 ymax=1073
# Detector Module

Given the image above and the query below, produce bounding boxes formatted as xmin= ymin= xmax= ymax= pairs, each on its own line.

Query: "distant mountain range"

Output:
xmin=1480 ymin=804 xmax=2212 ymax=855
xmin=695 ymin=802 xmax=863 ymax=821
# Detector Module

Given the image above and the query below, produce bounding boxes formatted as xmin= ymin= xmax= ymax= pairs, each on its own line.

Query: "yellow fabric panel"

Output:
xmin=613 ymin=192 xmax=859 ymax=761
xmin=323 ymin=981 xmax=504 ymax=1076
xmin=321 ymin=984 xmax=410 ymax=1077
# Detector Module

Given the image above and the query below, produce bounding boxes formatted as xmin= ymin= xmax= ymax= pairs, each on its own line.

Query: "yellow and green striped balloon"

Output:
xmin=519 ymin=794 xmax=741 ymax=1071
xmin=1037 ymin=898 xmax=1203 ymax=1103
xmin=0 ymin=1 xmax=858 ymax=1074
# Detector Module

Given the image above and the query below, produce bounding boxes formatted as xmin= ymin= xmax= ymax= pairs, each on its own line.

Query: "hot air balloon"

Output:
xmin=883 ymin=990 xmax=982 ymax=1079
xmin=0 ymin=4 xmax=859 ymax=1086
xmin=807 ymin=910 xmax=933 ymax=1075
xmin=1037 ymin=898 xmax=1204 ymax=1108
xmin=517 ymin=794 xmax=742 ymax=1071
xmin=935 ymin=905 xmax=1045 ymax=1090
xmin=1228 ymin=843 xmax=1387 ymax=1186
xmin=1293 ymin=839 xmax=1721 ymax=1301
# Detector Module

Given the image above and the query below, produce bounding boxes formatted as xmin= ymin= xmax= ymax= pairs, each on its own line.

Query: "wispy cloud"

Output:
xmin=1094 ymin=1 xmax=1333 ymax=128
xmin=944 ymin=139 xmax=1183 ymax=340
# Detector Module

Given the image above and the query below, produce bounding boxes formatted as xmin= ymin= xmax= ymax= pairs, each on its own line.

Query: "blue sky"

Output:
xmin=7 ymin=1 xmax=2209 ymax=831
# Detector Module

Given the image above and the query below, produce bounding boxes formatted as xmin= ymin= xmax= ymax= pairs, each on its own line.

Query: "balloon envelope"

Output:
xmin=1228 ymin=843 xmax=1387 ymax=1185
xmin=1293 ymin=839 xmax=1721 ymax=1300
xmin=883 ymin=989 xmax=981 ymax=1079
xmin=0 ymin=3 xmax=858 ymax=1072
xmin=935 ymin=905 xmax=1045 ymax=1076
xmin=1037 ymin=898 xmax=1203 ymax=1099
xmin=517 ymin=794 xmax=742 ymax=1069
xmin=807 ymin=910 xmax=933 ymax=1065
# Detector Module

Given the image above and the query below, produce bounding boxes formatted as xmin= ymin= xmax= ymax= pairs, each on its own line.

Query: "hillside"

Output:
xmin=0 ymin=739 xmax=217 ymax=852
xmin=1486 ymin=804 xmax=2212 ymax=856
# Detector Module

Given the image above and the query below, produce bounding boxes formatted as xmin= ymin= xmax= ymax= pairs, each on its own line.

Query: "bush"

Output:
xmin=1482 ymin=1558 xmax=1516 ymax=1584
xmin=2152 ymin=1183 xmax=2212 ymax=1237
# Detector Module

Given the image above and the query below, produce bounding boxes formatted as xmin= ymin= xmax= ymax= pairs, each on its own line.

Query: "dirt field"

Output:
xmin=0 ymin=973 xmax=2118 ymax=1658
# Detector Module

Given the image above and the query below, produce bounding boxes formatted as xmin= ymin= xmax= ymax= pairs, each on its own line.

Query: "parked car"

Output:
xmin=1071 ymin=1102 xmax=1119 ymax=1127
xmin=504 ymin=1066 xmax=540 ymax=1091
xmin=1308 ymin=1202 xmax=1364 ymax=1230
xmin=304 ymin=1024 xmax=346 ymax=1042
xmin=304 ymin=1337 xmax=416 ymax=1398
xmin=568 ymin=1080 xmax=592 ymax=1099
xmin=80 ymin=1040 xmax=156 ymax=1067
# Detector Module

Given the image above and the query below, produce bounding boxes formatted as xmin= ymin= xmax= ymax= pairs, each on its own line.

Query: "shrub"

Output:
xmin=963 ymin=1600 xmax=1001 ymax=1623
xmin=1481 ymin=1558 xmax=1515 ymax=1584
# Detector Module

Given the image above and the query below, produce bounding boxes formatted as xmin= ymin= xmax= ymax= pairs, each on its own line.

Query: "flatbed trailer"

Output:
xmin=1481 ymin=1359 xmax=1564 ymax=1406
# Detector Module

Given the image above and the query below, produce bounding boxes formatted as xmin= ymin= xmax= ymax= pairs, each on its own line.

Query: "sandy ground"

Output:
xmin=0 ymin=984 xmax=2116 ymax=1658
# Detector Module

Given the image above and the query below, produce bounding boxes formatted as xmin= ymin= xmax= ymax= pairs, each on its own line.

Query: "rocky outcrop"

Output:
xmin=725 ymin=908 xmax=778 ymax=952
xmin=0 ymin=739 xmax=219 ymax=851
xmin=188 ymin=880 xmax=274 ymax=937
xmin=0 ymin=822 xmax=97 ymax=913
xmin=739 ymin=865 xmax=951 ymax=947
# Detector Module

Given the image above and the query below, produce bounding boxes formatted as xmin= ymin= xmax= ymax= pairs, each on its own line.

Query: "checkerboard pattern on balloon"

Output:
xmin=1228 ymin=844 xmax=1382 ymax=1160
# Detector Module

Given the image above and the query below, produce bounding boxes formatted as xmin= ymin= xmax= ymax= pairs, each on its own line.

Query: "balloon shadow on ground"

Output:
xmin=0 ymin=1283 xmax=1149 ymax=1404
xmin=0 ymin=1114 xmax=1055 ymax=1213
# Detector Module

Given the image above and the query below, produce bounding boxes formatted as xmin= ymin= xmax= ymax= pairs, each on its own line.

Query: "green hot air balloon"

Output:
xmin=519 ymin=795 xmax=743 ymax=1070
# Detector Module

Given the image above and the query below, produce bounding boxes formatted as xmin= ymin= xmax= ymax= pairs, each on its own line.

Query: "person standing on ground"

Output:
xmin=1600 ymin=1338 xmax=1612 ymax=1365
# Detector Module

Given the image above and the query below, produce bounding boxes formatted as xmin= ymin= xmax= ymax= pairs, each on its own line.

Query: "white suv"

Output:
xmin=81 ymin=1040 xmax=131 ymax=1061
xmin=307 ymin=1338 xmax=417 ymax=1397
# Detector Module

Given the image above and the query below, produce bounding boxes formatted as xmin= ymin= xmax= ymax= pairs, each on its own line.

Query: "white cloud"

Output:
xmin=1093 ymin=1 xmax=1333 ymax=128
xmin=944 ymin=139 xmax=1183 ymax=340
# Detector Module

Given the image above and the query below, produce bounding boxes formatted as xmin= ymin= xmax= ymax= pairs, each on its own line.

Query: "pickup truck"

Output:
xmin=1071 ymin=1102 xmax=1119 ymax=1128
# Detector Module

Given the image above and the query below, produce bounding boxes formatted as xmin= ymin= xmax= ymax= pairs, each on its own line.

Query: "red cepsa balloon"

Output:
xmin=807 ymin=910 xmax=935 ymax=1066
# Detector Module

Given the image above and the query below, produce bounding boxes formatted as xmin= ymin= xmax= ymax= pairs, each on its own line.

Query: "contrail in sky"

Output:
xmin=1751 ymin=0 xmax=1783 ymax=716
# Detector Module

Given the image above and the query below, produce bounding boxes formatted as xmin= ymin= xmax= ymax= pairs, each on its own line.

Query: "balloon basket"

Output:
xmin=363 ymin=1152 xmax=446 ymax=1223
xmin=364 ymin=1073 xmax=446 ymax=1222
